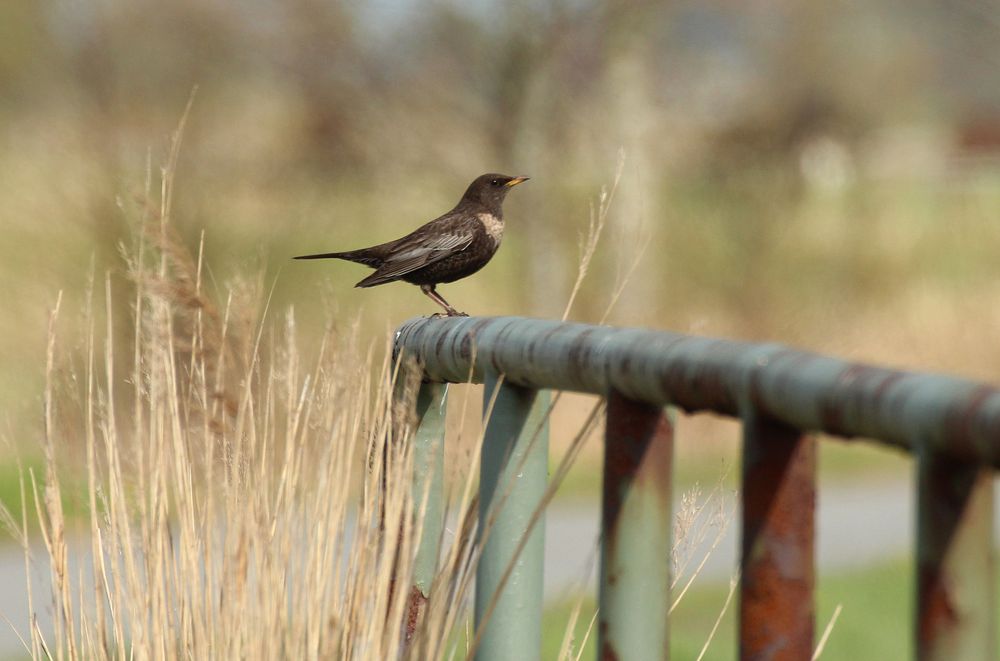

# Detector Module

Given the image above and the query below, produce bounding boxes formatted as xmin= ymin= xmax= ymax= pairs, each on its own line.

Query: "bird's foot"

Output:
xmin=427 ymin=309 xmax=468 ymax=318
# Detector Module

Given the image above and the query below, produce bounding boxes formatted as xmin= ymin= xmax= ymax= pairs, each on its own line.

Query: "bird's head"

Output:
xmin=460 ymin=173 xmax=529 ymax=211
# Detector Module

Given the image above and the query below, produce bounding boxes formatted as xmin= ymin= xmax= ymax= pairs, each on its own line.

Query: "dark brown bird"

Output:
xmin=294 ymin=173 xmax=528 ymax=316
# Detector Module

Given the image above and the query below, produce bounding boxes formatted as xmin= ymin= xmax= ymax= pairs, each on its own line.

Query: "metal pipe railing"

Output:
xmin=393 ymin=315 xmax=997 ymax=660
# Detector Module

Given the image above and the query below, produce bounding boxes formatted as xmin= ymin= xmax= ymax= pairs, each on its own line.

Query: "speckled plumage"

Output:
xmin=294 ymin=173 xmax=528 ymax=316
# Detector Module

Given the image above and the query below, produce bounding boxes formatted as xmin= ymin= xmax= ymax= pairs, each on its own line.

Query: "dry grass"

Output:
xmin=19 ymin=261 xmax=437 ymax=660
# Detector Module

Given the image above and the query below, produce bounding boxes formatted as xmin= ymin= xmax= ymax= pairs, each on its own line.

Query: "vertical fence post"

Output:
xmin=740 ymin=409 xmax=816 ymax=661
xmin=406 ymin=381 xmax=448 ymax=636
xmin=599 ymin=389 xmax=674 ymax=661
xmin=475 ymin=373 xmax=549 ymax=661
xmin=915 ymin=453 xmax=995 ymax=661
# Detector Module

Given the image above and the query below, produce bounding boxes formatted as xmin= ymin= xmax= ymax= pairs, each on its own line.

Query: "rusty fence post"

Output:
xmin=475 ymin=373 xmax=549 ymax=661
xmin=740 ymin=408 xmax=816 ymax=661
xmin=915 ymin=452 xmax=995 ymax=661
xmin=598 ymin=389 xmax=674 ymax=661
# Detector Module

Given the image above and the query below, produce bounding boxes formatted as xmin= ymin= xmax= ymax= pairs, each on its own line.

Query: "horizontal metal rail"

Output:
xmin=392 ymin=315 xmax=997 ymax=661
xmin=395 ymin=315 xmax=1000 ymax=467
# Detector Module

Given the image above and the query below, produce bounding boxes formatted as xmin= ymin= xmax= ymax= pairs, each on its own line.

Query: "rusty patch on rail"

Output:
xmin=458 ymin=332 xmax=473 ymax=362
xmin=915 ymin=454 xmax=992 ymax=655
xmin=434 ymin=329 xmax=449 ymax=361
xmin=818 ymin=365 xmax=905 ymax=439
xmin=567 ymin=329 xmax=596 ymax=384
xmin=942 ymin=384 xmax=994 ymax=461
xmin=603 ymin=391 xmax=673 ymax=531
xmin=599 ymin=636 xmax=620 ymax=661
xmin=815 ymin=363 xmax=866 ymax=435
xmin=487 ymin=321 xmax=517 ymax=375
xmin=658 ymin=339 xmax=740 ymax=414
xmin=917 ymin=566 xmax=959 ymax=648
xmin=740 ymin=413 xmax=816 ymax=660
xmin=598 ymin=619 xmax=620 ymax=660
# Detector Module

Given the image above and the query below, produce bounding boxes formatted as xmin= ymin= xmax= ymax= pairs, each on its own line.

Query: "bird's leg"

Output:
xmin=420 ymin=284 xmax=467 ymax=317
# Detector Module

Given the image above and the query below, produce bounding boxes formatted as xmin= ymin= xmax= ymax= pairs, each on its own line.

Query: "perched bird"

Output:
xmin=294 ymin=173 xmax=528 ymax=316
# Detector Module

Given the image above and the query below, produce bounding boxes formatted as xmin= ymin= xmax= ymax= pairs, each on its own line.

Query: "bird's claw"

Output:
xmin=427 ymin=310 xmax=469 ymax=319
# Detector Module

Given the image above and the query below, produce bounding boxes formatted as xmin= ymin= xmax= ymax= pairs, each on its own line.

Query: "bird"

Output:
xmin=294 ymin=173 xmax=529 ymax=316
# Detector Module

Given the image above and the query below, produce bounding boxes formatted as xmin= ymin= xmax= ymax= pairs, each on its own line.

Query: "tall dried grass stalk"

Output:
xmin=561 ymin=151 xmax=625 ymax=322
xmin=23 ymin=254 xmax=454 ymax=659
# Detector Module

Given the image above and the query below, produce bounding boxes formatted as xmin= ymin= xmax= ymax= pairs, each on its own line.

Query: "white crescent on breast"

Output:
xmin=476 ymin=212 xmax=504 ymax=244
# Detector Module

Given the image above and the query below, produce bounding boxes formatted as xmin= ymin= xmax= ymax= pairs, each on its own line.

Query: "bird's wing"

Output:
xmin=355 ymin=226 xmax=475 ymax=287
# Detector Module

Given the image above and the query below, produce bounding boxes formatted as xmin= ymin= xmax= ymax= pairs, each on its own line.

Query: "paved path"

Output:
xmin=3 ymin=477 xmax=999 ymax=658
xmin=546 ymin=476 xmax=1000 ymax=598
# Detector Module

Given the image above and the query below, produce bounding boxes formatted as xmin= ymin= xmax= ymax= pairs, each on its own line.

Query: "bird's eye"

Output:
xmin=491 ymin=179 xmax=501 ymax=186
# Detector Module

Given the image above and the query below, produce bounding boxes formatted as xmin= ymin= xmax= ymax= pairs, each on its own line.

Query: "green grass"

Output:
xmin=665 ymin=557 xmax=916 ymax=660
xmin=541 ymin=597 xmax=599 ymax=659
xmin=543 ymin=555 xmax=1000 ymax=661
xmin=0 ymin=461 xmax=25 ymax=530
xmin=0 ymin=456 xmax=88 ymax=543
xmin=818 ymin=439 xmax=910 ymax=484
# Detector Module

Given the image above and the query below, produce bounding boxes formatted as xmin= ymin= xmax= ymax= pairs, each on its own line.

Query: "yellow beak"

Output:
xmin=505 ymin=176 xmax=530 ymax=187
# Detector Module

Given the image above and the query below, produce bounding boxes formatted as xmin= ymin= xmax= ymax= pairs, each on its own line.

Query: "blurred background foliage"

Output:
xmin=2 ymin=0 xmax=1000 ymax=444
xmin=1 ymin=3 xmax=999 ymax=656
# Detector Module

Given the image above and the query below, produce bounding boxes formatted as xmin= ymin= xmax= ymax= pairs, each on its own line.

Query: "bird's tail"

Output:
xmin=293 ymin=249 xmax=382 ymax=268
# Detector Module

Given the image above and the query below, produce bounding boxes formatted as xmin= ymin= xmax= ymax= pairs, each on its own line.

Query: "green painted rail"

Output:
xmin=392 ymin=315 xmax=997 ymax=661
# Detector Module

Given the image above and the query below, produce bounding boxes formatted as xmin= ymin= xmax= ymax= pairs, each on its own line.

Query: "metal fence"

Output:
xmin=392 ymin=315 xmax=997 ymax=660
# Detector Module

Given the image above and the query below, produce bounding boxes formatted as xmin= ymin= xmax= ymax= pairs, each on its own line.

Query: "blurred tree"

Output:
xmin=282 ymin=0 xmax=370 ymax=171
